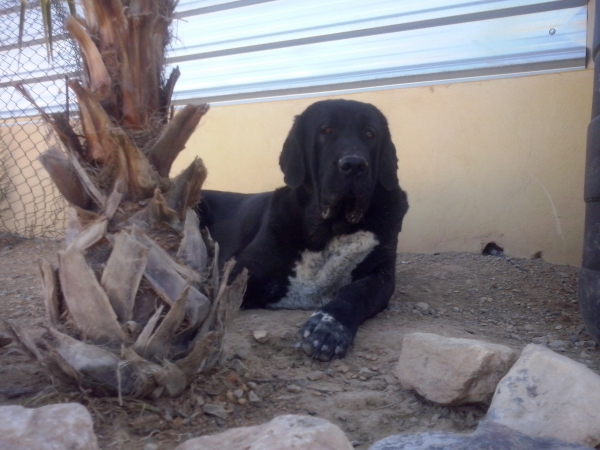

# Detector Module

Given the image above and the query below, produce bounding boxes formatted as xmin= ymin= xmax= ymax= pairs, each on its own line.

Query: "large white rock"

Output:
xmin=0 ymin=403 xmax=98 ymax=450
xmin=485 ymin=343 xmax=600 ymax=448
xmin=175 ymin=414 xmax=353 ymax=450
xmin=370 ymin=422 xmax=593 ymax=450
xmin=396 ymin=332 xmax=519 ymax=405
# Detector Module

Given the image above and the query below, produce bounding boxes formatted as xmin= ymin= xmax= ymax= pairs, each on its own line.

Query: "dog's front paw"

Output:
xmin=296 ymin=311 xmax=354 ymax=361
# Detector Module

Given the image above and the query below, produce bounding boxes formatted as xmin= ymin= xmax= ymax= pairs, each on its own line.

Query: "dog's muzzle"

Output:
xmin=320 ymin=155 xmax=372 ymax=223
xmin=338 ymin=155 xmax=368 ymax=177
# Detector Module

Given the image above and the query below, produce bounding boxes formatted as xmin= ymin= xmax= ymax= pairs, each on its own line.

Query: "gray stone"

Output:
xmin=396 ymin=332 xmax=519 ymax=405
xmin=202 ymin=404 xmax=228 ymax=419
xmin=414 ymin=302 xmax=429 ymax=313
xmin=253 ymin=330 xmax=270 ymax=343
xmin=0 ymin=403 xmax=98 ymax=450
xmin=369 ymin=422 xmax=593 ymax=450
xmin=549 ymin=340 xmax=567 ymax=349
xmin=248 ymin=391 xmax=261 ymax=403
xmin=485 ymin=344 xmax=600 ymax=447
xmin=309 ymin=381 xmax=344 ymax=393
xmin=254 ymin=383 xmax=274 ymax=399
xmin=175 ymin=414 xmax=353 ymax=450
xmin=306 ymin=370 xmax=325 ymax=381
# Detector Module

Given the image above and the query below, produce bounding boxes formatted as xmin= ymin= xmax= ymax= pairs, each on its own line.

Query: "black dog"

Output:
xmin=197 ymin=99 xmax=408 ymax=361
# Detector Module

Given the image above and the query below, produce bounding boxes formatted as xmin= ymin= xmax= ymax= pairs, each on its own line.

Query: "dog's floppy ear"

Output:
xmin=279 ymin=117 xmax=306 ymax=189
xmin=379 ymin=134 xmax=399 ymax=191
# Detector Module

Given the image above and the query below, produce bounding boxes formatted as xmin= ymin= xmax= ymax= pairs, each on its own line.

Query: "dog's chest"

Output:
xmin=268 ymin=230 xmax=378 ymax=309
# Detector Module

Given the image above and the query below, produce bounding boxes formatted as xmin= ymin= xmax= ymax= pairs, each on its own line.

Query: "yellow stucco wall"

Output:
xmin=174 ymin=69 xmax=593 ymax=266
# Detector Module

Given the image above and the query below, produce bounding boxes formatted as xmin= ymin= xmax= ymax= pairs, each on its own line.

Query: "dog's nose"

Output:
xmin=338 ymin=155 xmax=368 ymax=176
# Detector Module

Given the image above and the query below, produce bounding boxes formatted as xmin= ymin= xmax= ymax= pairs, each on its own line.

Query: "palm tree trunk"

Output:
xmin=10 ymin=0 xmax=247 ymax=398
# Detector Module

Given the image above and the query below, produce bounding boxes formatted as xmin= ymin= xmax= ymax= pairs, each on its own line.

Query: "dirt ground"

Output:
xmin=0 ymin=238 xmax=591 ymax=449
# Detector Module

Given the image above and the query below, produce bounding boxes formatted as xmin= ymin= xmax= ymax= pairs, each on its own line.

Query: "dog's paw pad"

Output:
xmin=297 ymin=311 xmax=353 ymax=361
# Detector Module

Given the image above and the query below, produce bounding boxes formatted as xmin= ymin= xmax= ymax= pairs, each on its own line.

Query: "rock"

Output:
xmin=384 ymin=374 xmax=399 ymax=385
xmin=254 ymin=383 xmax=274 ymax=399
xmin=308 ymin=381 xmax=345 ymax=393
xmin=359 ymin=368 xmax=376 ymax=379
xmin=248 ymin=391 xmax=261 ymax=403
xmin=396 ymin=332 xmax=518 ymax=405
xmin=233 ymin=389 xmax=244 ymax=399
xmin=414 ymin=302 xmax=429 ymax=313
xmin=306 ymin=370 xmax=325 ymax=381
xmin=485 ymin=344 xmax=600 ymax=447
xmin=549 ymin=340 xmax=567 ymax=349
xmin=532 ymin=336 xmax=549 ymax=345
xmin=335 ymin=364 xmax=350 ymax=373
xmin=0 ymin=403 xmax=98 ymax=450
xmin=203 ymin=404 xmax=228 ymax=419
xmin=253 ymin=330 xmax=270 ymax=343
xmin=175 ymin=414 xmax=353 ymax=450
xmin=143 ymin=442 xmax=160 ymax=450
xmin=369 ymin=422 xmax=593 ymax=450
xmin=280 ymin=331 xmax=294 ymax=341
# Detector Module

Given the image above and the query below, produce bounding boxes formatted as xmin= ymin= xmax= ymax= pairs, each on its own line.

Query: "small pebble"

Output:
xmin=248 ymin=391 xmax=261 ymax=403
xmin=307 ymin=371 xmax=325 ymax=381
xmin=415 ymin=302 xmax=429 ymax=313
xmin=280 ymin=331 xmax=293 ymax=341
xmin=384 ymin=374 xmax=399 ymax=385
xmin=358 ymin=368 xmax=375 ymax=379
xmin=233 ymin=389 xmax=244 ymax=399
xmin=335 ymin=364 xmax=350 ymax=373
xmin=253 ymin=330 xmax=270 ymax=343
xmin=203 ymin=404 xmax=228 ymax=419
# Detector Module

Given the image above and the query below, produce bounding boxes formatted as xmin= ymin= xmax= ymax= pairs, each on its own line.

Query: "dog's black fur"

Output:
xmin=197 ymin=99 xmax=408 ymax=361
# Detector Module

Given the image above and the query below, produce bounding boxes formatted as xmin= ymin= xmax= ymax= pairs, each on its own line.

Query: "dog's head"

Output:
xmin=279 ymin=99 xmax=399 ymax=224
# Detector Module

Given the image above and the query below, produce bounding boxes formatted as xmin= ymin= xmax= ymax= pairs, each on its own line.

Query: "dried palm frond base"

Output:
xmin=8 ymin=0 xmax=248 ymax=399
xmin=7 ymin=209 xmax=247 ymax=399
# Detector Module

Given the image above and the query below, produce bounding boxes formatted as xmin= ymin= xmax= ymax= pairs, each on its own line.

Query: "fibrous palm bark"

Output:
xmin=10 ymin=0 xmax=247 ymax=398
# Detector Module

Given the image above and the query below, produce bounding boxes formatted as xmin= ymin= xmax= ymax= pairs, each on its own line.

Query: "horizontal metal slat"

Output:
xmin=169 ymin=0 xmax=584 ymax=58
xmin=170 ymin=6 xmax=587 ymax=104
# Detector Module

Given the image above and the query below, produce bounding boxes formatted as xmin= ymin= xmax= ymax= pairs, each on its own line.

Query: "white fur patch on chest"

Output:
xmin=268 ymin=230 xmax=378 ymax=310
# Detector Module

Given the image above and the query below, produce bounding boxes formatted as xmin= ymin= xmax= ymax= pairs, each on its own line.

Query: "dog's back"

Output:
xmin=197 ymin=190 xmax=272 ymax=265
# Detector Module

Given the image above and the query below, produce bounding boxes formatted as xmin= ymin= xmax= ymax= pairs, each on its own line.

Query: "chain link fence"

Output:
xmin=0 ymin=0 xmax=81 ymax=247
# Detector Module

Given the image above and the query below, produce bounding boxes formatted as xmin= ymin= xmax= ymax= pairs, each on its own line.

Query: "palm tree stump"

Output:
xmin=9 ymin=0 xmax=247 ymax=398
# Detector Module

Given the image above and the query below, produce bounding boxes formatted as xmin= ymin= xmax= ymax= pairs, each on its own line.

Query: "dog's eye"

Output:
xmin=321 ymin=127 xmax=333 ymax=135
xmin=365 ymin=130 xmax=375 ymax=139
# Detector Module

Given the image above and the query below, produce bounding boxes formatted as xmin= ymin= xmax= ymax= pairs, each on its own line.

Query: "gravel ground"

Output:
xmin=0 ymin=238 xmax=592 ymax=449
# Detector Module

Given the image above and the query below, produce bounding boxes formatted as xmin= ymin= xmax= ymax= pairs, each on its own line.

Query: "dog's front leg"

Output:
xmin=297 ymin=264 xmax=395 ymax=361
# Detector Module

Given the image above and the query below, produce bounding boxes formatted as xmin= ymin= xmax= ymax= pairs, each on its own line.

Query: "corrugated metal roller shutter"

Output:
xmin=0 ymin=0 xmax=589 ymax=117
xmin=170 ymin=0 xmax=588 ymax=105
